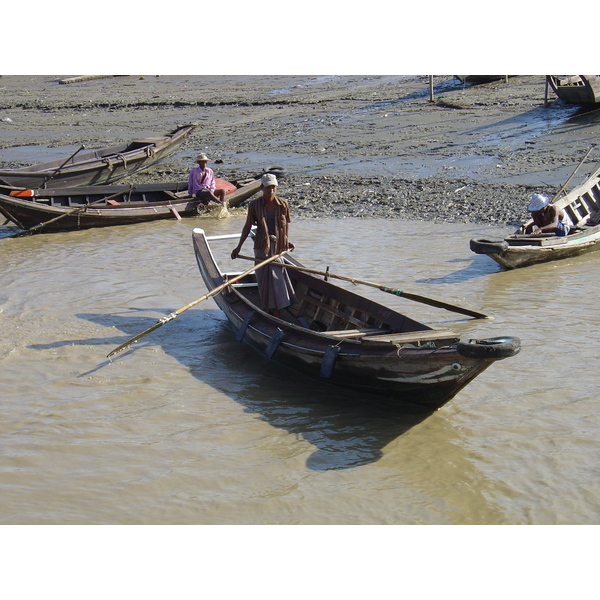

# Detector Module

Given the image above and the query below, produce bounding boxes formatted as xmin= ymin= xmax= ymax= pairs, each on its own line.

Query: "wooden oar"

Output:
xmin=237 ymin=254 xmax=490 ymax=320
xmin=107 ymin=249 xmax=290 ymax=358
xmin=7 ymin=189 xmax=133 ymax=238
xmin=552 ymin=145 xmax=595 ymax=202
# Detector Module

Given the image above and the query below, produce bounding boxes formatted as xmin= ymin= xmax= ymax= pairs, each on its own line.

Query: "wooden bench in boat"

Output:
xmin=326 ymin=327 xmax=458 ymax=344
xmin=507 ymin=234 xmax=568 ymax=246
xmin=326 ymin=328 xmax=390 ymax=338
xmin=360 ymin=329 xmax=459 ymax=344
xmin=296 ymin=293 xmax=380 ymax=330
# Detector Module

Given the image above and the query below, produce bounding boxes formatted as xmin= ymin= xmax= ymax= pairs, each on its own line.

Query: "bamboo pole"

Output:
xmin=237 ymin=255 xmax=490 ymax=320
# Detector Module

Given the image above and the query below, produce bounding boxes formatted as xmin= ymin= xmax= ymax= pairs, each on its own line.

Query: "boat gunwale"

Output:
xmin=0 ymin=125 xmax=195 ymax=187
xmin=197 ymin=229 xmax=460 ymax=350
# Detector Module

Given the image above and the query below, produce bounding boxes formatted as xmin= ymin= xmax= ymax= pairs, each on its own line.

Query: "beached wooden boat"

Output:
xmin=470 ymin=166 xmax=600 ymax=269
xmin=0 ymin=125 xmax=195 ymax=189
xmin=455 ymin=76 xmax=508 ymax=84
xmin=546 ymin=75 xmax=600 ymax=106
xmin=0 ymin=177 xmax=261 ymax=233
xmin=192 ymin=228 xmax=521 ymax=410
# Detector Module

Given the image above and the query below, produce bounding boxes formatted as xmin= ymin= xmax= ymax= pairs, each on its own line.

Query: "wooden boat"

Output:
xmin=546 ymin=75 xmax=600 ymax=106
xmin=192 ymin=228 xmax=521 ymax=410
xmin=470 ymin=166 xmax=600 ymax=269
xmin=0 ymin=177 xmax=261 ymax=233
xmin=0 ymin=125 xmax=195 ymax=189
xmin=455 ymin=76 xmax=508 ymax=84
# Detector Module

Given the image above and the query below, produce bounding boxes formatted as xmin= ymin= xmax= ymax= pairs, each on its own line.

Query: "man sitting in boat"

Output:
xmin=187 ymin=153 xmax=226 ymax=207
xmin=522 ymin=193 xmax=570 ymax=236
xmin=231 ymin=173 xmax=297 ymax=317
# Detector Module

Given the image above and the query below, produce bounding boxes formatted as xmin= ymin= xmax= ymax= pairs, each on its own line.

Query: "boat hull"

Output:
xmin=0 ymin=178 xmax=261 ymax=232
xmin=193 ymin=229 xmax=520 ymax=410
xmin=547 ymin=75 xmax=600 ymax=106
xmin=0 ymin=125 xmax=195 ymax=188
xmin=455 ymin=75 xmax=507 ymax=84
xmin=471 ymin=165 xmax=600 ymax=269
xmin=471 ymin=225 xmax=600 ymax=269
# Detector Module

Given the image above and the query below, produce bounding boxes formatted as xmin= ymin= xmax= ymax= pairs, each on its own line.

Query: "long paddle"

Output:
xmin=237 ymin=254 xmax=490 ymax=320
xmin=107 ymin=249 xmax=290 ymax=358
xmin=7 ymin=189 xmax=134 ymax=238
xmin=551 ymin=145 xmax=595 ymax=202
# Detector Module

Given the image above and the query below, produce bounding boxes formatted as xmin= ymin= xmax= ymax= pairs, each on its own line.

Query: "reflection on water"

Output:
xmin=2 ymin=216 xmax=600 ymax=524
xmin=72 ymin=309 xmax=434 ymax=471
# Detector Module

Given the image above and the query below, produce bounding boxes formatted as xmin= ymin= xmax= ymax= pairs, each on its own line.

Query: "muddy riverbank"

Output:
xmin=1 ymin=74 xmax=599 ymax=226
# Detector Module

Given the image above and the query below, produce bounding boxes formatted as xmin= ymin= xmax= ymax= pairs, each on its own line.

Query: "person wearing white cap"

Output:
xmin=231 ymin=172 xmax=297 ymax=315
xmin=523 ymin=193 xmax=570 ymax=236
xmin=187 ymin=153 xmax=226 ymax=207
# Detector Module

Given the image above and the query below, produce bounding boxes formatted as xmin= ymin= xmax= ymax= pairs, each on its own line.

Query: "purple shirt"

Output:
xmin=188 ymin=166 xmax=216 ymax=196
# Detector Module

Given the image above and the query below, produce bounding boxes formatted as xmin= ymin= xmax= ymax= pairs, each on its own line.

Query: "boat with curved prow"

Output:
xmin=0 ymin=125 xmax=195 ymax=189
xmin=470 ymin=165 xmax=600 ymax=269
xmin=193 ymin=228 xmax=520 ymax=410
xmin=0 ymin=177 xmax=261 ymax=233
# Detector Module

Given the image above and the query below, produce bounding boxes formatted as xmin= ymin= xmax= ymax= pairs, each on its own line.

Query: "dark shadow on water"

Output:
xmin=0 ymin=226 xmax=19 ymax=238
xmin=417 ymin=256 xmax=502 ymax=284
xmin=32 ymin=308 xmax=436 ymax=471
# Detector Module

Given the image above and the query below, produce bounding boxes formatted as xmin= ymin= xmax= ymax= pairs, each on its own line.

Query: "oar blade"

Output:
xmin=107 ymin=319 xmax=167 ymax=358
xmin=397 ymin=290 xmax=491 ymax=320
xmin=106 ymin=248 xmax=290 ymax=359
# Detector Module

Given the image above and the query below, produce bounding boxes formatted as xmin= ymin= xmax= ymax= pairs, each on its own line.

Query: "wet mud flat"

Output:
xmin=1 ymin=74 xmax=599 ymax=226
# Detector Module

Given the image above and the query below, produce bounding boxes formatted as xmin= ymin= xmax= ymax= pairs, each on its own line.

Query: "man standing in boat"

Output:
xmin=231 ymin=173 xmax=297 ymax=316
xmin=522 ymin=194 xmax=570 ymax=236
xmin=187 ymin=153 xmax=226 ymax=207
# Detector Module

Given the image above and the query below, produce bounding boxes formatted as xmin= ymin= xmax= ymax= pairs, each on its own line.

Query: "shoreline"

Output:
xmin=1 ymin=74 xmax=599 ymax=226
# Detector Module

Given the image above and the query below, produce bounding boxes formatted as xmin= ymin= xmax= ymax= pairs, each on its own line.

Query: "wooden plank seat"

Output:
xmin=298 ymin=294 xmax=376 ymax=330
xmin=361 ymin=329 xmax=458 ymax=343
xmin=327 ymin=328 xmax=391 ymax=338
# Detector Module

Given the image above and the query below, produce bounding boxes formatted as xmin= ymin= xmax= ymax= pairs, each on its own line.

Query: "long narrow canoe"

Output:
xmin=0 ymin=125 xmax=195 ymax=188
xmin=192 ymin=228 xmax=521 ymax=411
xmin=470 ymin=165 xmax=600 ymax=269
xmin=0 ymin=177 xmax=261 ymax=233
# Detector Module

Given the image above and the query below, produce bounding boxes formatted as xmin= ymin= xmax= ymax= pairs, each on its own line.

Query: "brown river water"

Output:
xmin=1 ymin=212 xmax=599 ymax=525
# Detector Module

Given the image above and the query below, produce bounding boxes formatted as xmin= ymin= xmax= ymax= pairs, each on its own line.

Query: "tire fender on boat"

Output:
xmin=456 ymin=336 xmax=521 ymax=360
xmin=470 ymin=238 xmax=509 ymax=255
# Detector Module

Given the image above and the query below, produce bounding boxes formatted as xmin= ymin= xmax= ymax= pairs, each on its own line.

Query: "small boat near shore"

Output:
xmin=0 ymin=125 xmax=195 ymax=189
xmin=546 ymin=75 xmax=600 ymax=106
xmin=0 ymin=177 xmax=261 ymax=233
xmin=455 ymin=76 xmax=508 ymax=84
xmin=192 ymin=228 xmax=521 ymax=410
xmin=470 ymin=166 xmax=600 ymax=269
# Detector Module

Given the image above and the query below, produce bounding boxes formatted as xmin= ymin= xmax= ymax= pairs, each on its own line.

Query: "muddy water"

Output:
xmin=1 ymin=214 xmax=599 ymax=524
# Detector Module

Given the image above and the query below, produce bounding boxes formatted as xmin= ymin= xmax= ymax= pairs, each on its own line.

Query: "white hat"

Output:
xmin=261 ymin=173 xmax=278 ymax=187
xmin=528 ymin=193 xmax=550 ymax=211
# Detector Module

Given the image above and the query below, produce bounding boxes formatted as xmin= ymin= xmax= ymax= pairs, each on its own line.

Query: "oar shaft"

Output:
xmin=107 ymin=249 xmax=290 ymax=358
xmin=552 ymin=146 xmax=594 ymax=202
xmin=381 ymin=287 xmax=489 ymax=319
xmin=237 ymin=254 xmax=490 ymax=320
